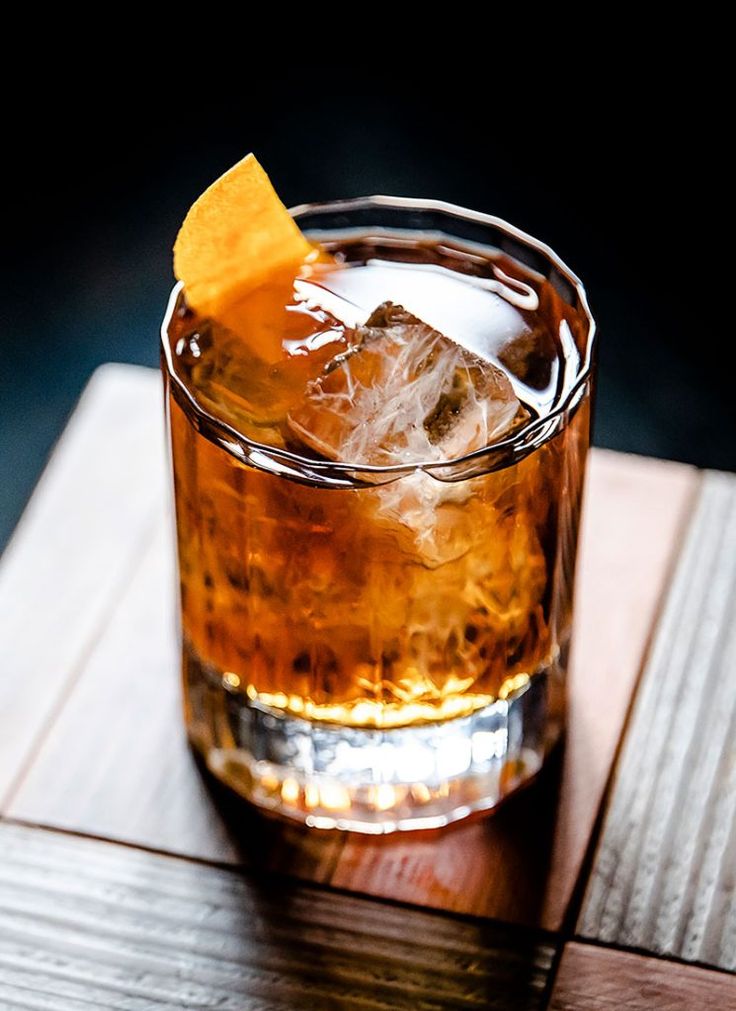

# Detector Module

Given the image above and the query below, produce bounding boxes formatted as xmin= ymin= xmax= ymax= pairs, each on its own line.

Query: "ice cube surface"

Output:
xmin=287 ymin=302 xmax=522 ymax=466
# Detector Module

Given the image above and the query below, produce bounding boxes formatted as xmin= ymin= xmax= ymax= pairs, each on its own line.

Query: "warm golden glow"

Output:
xmin=247 ymin=688 xmax=494 ymax=728
xmin=222 ymin=671 xmax=241 ymax=689
xmin=368 ymin=784 xmax=402 ymax=811
xmin=410 ymin=783 xmax=432 ymax=804
xmin=280 ymin=778 xmax=300 ymax=805
xmin=245 ymin=670 xmax=534 ymax=729
xmin=498 ymin=672 xmax=531 ymax=701
xmin=261 ymin=772 xmax=280 ymax=793
xmin=319 ymin=783 xmax=351 ymax=811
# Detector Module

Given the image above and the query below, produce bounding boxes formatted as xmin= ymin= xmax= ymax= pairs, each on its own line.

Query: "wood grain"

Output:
xmin=579 ymin=470 xmax=736 ymax=972
xmin=0 ymin=822 xmax=554 ymax=1010
xmin=3 ymin=367 xmax=698 ymax=930
xmin=548 ymin=942 xmax=736 ymax=1010
xmin=0 ymin=365 xmax=163 ymax=807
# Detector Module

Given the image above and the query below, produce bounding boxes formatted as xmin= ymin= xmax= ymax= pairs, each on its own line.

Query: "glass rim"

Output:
xmin=161 ymin=195 xmax=596 ymax=482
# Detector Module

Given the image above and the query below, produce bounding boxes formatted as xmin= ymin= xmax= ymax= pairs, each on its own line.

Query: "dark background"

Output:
xmin=1 ymin=68 xmax=730 ymax=550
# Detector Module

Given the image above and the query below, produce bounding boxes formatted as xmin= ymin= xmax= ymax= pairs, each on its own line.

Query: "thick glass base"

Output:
xmin=186 ymin=650 xmax=563 ymax=834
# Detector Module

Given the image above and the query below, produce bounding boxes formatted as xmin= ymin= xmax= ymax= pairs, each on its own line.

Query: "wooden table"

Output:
xmin=1 ymin=364 xmax=734 ymax=1009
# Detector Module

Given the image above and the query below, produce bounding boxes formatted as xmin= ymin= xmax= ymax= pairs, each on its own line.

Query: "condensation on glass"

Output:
xmin=161 ymin=198 xmax=596 ymax=832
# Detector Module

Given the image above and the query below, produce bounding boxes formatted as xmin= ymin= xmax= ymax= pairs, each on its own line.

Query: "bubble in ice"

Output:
xmin=497 ymin=323 xmax=557 ymax=392
xmin=287 ymin=301 xmax=522 ymax=467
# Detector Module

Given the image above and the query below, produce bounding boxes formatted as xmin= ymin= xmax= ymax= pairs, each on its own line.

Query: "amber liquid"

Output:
xmin=165 ymin=238 xmax=590 ymax=740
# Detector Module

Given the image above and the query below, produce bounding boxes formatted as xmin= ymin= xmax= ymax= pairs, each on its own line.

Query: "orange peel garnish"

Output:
xmin=173 ymin=153 xmax=312 ymax=321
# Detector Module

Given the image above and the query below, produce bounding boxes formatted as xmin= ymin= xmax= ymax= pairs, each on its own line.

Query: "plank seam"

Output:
xmin=0 ymin=818 xmax=559 ymax=946
xmin=566 ymin=934 xmax=736 ymax=979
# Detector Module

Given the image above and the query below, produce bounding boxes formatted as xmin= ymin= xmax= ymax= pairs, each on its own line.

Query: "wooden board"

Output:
xmin=578 ymin=470 xmax=736 ymax=971
xmin=548 ymin=942 xmax=736 ymax=1010
xmin=0 ymin=366 xmax=164 ymax=806
xmin=6 ymin=364 xmax=736 ymax=1008
xmin=3 ymin=366 xmax=697 ymax=931
xmin=0 ymin=822 xmax=554 ymax=1011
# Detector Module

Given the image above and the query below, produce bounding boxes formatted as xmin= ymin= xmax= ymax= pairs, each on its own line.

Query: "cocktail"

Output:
xmin=161 ymin=156 xmax=595 ymax=831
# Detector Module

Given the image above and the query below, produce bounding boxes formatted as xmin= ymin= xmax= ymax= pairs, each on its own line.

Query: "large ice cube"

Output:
xmin=287 ymin=302 xmax=522 ymax=466
xmin=287 ymin=303 xmax=525 ymax=567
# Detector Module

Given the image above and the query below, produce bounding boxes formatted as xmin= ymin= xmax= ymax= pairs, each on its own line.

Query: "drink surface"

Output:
xmin=166 ymin=236 xmax=589 ymax=730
